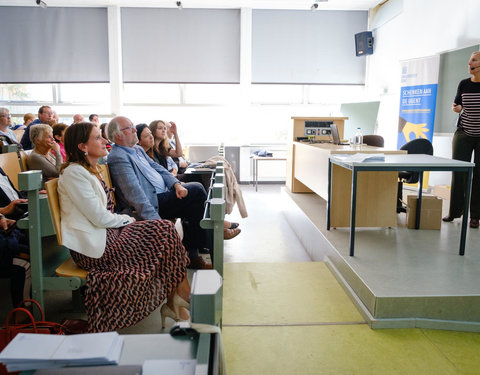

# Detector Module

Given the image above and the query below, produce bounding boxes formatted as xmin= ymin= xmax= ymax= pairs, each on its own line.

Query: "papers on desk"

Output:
xmin=143 ymin=359 xmax=197 ymax=375
xmin=334 ymin=153 xmax=385 ymax=163
xmin=0 ymin=332 xmax=123 ymax=372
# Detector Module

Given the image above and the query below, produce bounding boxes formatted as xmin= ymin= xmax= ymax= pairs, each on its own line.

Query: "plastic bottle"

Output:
xmin=353 ymin=127 xmax=363 ymax=145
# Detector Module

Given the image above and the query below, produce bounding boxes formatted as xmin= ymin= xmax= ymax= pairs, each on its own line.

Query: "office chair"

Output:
xmin=397 ymin=138 xmax=434 ymax=213
xmin=362 ymin=135 xmax=384 ymax=147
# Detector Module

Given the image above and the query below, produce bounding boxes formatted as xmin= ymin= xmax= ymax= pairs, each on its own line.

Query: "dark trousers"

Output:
xmin=157 ymin=182 xmax=207 ymax=259
xmin=0 ymin=259 xmax=31 ymax=307
xmin=448 ymin=129 xmax=480 ymax=219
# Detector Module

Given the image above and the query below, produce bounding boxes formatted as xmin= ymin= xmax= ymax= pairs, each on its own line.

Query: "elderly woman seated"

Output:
xmin=27 ymin=124 xmax=62 ymax=188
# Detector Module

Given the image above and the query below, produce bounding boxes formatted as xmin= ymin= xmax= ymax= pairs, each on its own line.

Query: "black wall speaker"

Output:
xmin=355 ymin=31 xmax=374 ymax=56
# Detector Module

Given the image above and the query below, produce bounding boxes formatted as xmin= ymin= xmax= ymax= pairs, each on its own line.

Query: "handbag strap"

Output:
xmin=16 ymin=299 xmax=45 ymax=322
xmin=5 ymin=307 xmax=37 ymax=332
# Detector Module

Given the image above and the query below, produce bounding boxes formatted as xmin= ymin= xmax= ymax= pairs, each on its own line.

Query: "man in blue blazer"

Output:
xmin=107 ymin=116 xmax=211 ymax=270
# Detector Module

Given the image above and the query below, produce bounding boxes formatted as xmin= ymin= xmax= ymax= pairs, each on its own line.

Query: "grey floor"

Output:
xmin=287 ymin=188 xmax=480 ymax=298
xmin=223 ymin=184 xmax=311 ymax=263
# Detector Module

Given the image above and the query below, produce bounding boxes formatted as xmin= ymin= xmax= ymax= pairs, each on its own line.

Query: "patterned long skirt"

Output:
xmin=70 ymin=219 xmax=189 ymax=332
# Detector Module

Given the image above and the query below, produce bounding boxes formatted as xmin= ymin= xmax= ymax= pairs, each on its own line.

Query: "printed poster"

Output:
xmin=397 ymin=55 xmax=440 ymax=149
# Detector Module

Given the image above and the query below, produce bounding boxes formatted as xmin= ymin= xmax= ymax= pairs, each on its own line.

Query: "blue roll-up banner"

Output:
xmin=397 ymin=55 xmax=440 ymax=149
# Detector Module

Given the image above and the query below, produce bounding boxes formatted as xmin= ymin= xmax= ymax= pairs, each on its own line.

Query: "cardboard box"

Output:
xmin=433 ymin=184 xmax=451 ymax=200
xmin=406 ymin=195 xmax=442 ymax=230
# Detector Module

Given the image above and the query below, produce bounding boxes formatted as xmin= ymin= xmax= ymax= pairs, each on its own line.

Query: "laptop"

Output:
xmin=330 ymin=124 xmax=349 ymax=145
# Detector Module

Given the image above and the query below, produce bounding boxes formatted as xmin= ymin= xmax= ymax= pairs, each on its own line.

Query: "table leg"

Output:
xmin=459 ymin=168 xmax=473 ymax=255
xmin=255 ymin=158 xmax=258 ymax=192
xmin=415 ymin=172 xmax=424 ymax=230
xmin=349 ymin=168 xmax=358 ymax=256
xmin=327 ymin=159 xmax=332 ymax=231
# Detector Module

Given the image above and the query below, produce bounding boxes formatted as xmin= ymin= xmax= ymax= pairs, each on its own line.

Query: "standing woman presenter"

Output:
xmin=443 ymin=52 xmax=480 ymax=228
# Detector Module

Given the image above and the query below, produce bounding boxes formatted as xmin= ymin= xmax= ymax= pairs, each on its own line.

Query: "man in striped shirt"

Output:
xmin=443 ymin=51 xmax=480 ymax=228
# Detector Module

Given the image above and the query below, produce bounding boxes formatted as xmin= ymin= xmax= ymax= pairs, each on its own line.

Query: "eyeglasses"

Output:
xmin=120 ymin=125 xmax=135 ymax=133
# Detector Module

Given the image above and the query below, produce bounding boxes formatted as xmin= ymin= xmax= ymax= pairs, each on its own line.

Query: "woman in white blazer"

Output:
xmin=58 ymin=122 xmax=190 ymax=332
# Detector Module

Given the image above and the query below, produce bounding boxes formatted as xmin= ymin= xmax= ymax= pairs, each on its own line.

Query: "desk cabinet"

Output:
xmin=289 ymin=142 xmax=405 ymax=228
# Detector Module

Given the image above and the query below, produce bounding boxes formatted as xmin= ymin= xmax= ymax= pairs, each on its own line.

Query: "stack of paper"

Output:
xmin=335 ymin=153 xmax=385 ymax=163
xmin=0 ymin=332 xmax=123 ymax=372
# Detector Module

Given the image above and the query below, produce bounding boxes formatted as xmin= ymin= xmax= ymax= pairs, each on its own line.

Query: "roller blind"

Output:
xmin=0 ymin=7 xmax=109 ymax=83
xmin=121 ymin=8 xmax=240 ymax=83
xmin=252 ymin=10 xmax=368 ymax=84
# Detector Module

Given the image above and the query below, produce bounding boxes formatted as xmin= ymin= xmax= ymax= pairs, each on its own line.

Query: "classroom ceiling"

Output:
xmin=0 ymin=0 xmax=386 ymax=11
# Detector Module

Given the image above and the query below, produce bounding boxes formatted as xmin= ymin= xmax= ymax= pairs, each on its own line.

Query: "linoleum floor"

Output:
xmin=222 ymin=184 xmax=480 ymax=375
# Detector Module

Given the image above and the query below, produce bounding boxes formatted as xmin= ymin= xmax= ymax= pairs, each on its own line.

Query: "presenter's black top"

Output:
xmin=455 ymin=78 xmax=480 ymax=136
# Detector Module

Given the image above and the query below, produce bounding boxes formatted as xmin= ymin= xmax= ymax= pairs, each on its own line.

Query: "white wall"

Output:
xmin=367 ymin=0 xmax=480 ymax=185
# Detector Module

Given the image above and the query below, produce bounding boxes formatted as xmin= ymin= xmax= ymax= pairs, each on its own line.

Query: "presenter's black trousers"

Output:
xmin=448 ymin=129 xmax=480 ymax=219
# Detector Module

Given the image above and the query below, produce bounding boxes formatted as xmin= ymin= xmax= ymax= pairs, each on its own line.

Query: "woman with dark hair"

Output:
xmin=99 ymin=123 xmax=112 ymax=152
xmin=137 ymin=123 xmax=177 ymax=174
xmin=58 ymin=122 xmax=190 ymax=331
xmin=52 ymin=123 xmax=68 ymax=162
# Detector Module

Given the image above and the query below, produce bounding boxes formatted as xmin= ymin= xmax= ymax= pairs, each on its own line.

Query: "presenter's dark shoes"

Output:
xmin=224 ymin=227 xmax=241 ymax=240
xmin=188 ymin=256 xmax=213 ymax=270
xmin=442 ymin=216 xmax=455 ymax=222
xmin=470 ymin=219 xmax=479 ymax=228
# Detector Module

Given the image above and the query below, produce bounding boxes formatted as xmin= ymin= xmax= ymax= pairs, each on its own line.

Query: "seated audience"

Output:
xmin=0 ymin=168 xmax=30 ymax=308
xmin=11 ymin=113 xmax=34 ymax=130
xmin=167 ymin=122 xmax=189 ymax=173
xmin=137 ymin=124 xmax=240 ymax=241
xmin=27 ymin=124 xmax=62 ymax=188
xmin=137 ymin=124 xmax=177 ymax=174
xmin=20 ymin=106 xmax=54 ymax=150
xmin=89 ymin=114 xmax=100 ymax=125
xmin=150 ymin=120 xmax=185 ymax=172
xmin=72 ymin=114 xmax=84 ymax=124
xmin=0 ymin=212 xmax=31 ymax=309
xmin=107 ymin=116 xmax=211 ymax=270
xmin=0 ymin=167 xmax=28 ymax=221
xmin=99 ymin=123 xmax=112 ymax=152
xmin=52 ymin=123 xmax=68 ymax=162
xmin=0 ymin=107 xmax=22 ymax=148
xmin=58 ymin=122 xmax=190 ymax=331
xmin=52 ymin=111 xmax=59 ymax=125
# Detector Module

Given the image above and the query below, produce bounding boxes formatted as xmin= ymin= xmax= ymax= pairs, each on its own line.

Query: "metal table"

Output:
xmin=327 ymin=154 xmax=475 ymax=256
xmin=251 ymin=156 xmax=287 ymax=191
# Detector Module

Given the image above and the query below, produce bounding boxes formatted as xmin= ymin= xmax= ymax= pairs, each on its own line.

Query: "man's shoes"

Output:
xmin=470 ymin=219 xmax=479 ymax=228
xmin=442 ymin=216 xmax=455 ymax=222
xmin=224 ymin=227 xmax=241 ymax=240
xmin=188 ymin=256 xmax=212 ymax=270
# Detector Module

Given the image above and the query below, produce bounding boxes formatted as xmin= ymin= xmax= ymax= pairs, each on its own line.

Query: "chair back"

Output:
xmin=0 ymin=151 xmax=22 ymax=190
xmin=400 ymin=138 xmax=433 ymax=155
xmin=44 ymin=178 xmax=63 ymax=245
xmin=363 ymin=135 xmax=384 ymax=148
xmin=398 ymin=138 xmax=434 ymax=184
xmin=13 ymin=129 xmax=25 ymax=142
xmin=98 ymin=163 xmax=116 ymax=205
xmin=19 ymin=150 xmax=29 ymax=171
